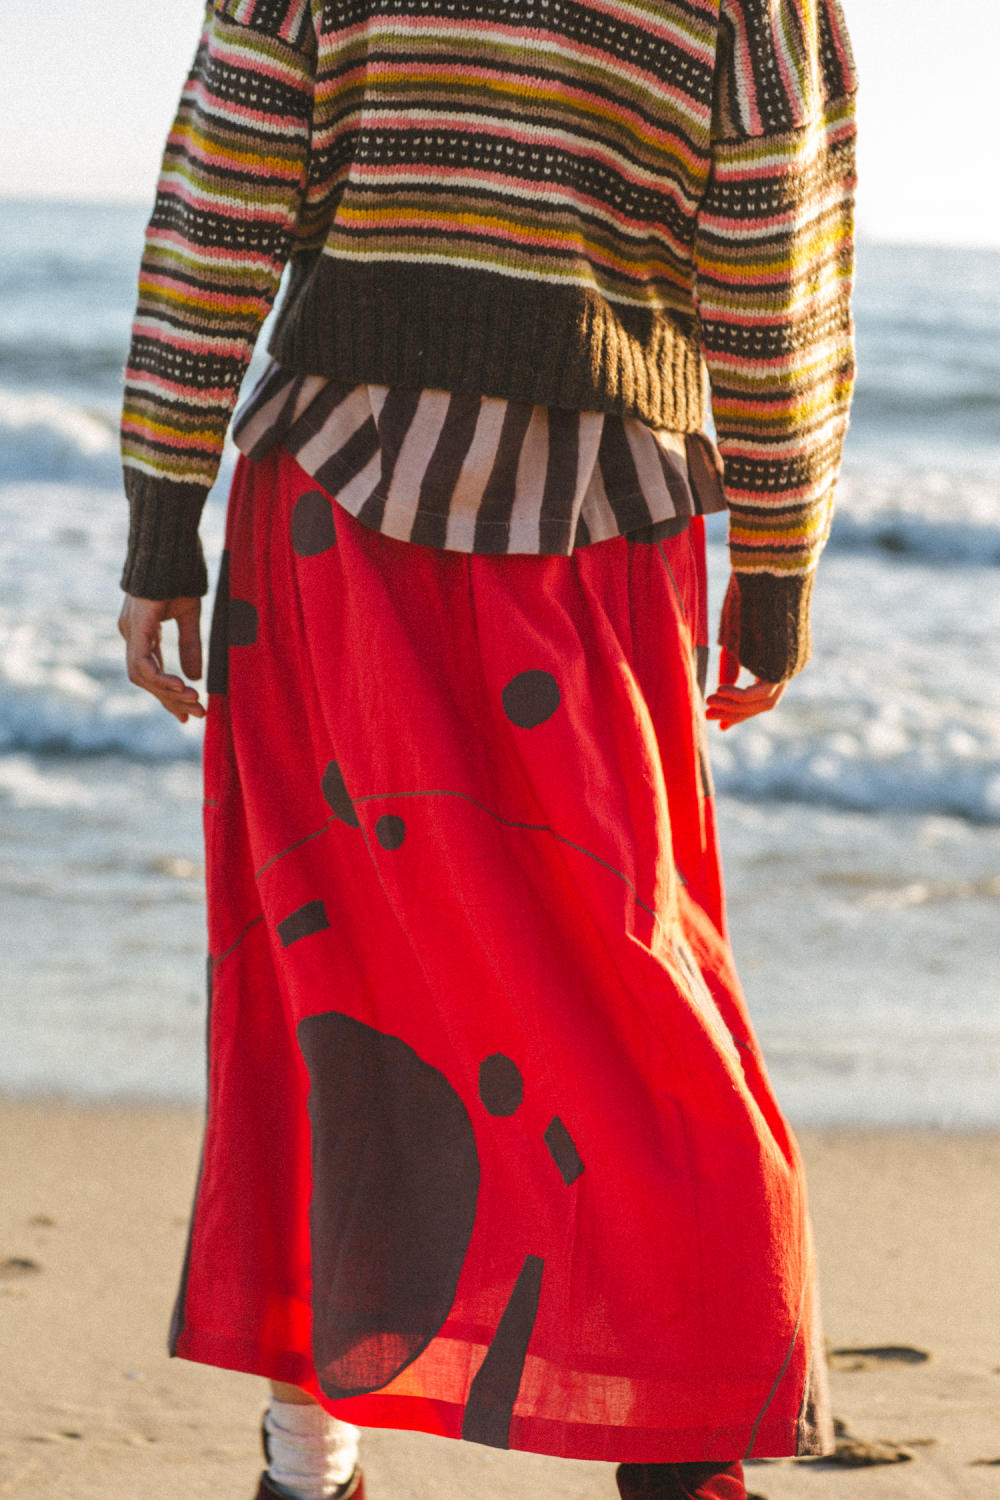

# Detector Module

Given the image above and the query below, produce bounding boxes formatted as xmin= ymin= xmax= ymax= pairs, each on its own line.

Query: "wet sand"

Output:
xmin=1 ymin=1101 xmax=998 ymax=1499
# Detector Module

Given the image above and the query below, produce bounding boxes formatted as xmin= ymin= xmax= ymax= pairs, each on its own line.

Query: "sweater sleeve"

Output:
xmin=120 ymin=0 xmax=316 ymax=599
xmin=693 ymin=0 xmax=858 ymax=683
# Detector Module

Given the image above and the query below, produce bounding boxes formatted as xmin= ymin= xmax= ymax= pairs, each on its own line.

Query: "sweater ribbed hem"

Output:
xmin=121 ymin=470 xmax=210 ymax=599
xmin=718 ymin=571 xmax=815 ymax=684
xmin=269 ymin=257 xmax=708 ymax=432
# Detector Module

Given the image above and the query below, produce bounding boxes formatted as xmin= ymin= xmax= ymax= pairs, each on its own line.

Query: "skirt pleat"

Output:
xmin=173 ymin=448 xmax=832 ymax=1463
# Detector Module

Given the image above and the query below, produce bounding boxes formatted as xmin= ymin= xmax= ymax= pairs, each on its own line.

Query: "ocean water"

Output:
xmin=1 ymin=199 xmax=998 ymax=1124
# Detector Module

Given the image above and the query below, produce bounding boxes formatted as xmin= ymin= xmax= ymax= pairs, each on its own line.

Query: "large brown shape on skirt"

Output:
xmin=298 ymin=1012 xmax=480 ymax=1399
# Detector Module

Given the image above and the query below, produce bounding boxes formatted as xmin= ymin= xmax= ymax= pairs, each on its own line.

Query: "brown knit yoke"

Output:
xmin=121 ymin=0 xmax=858 ymax=682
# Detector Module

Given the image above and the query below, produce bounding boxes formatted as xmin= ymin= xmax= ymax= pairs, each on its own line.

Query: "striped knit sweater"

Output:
xmin=121 ymin=0 xmax=858 ymax=682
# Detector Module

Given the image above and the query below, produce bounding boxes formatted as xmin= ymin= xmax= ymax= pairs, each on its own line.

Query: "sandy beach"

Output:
xmin=1 ymin=1103 xmax=998 ymax=1500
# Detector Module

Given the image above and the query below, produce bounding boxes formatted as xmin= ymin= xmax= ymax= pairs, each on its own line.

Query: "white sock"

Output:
xmin=264 ymin=1397 xmax=360 ymax=1500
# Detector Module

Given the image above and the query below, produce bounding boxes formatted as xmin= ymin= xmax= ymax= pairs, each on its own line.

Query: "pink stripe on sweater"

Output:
xmin=139 ymin=271 xmax=275 ymax=315
xmin=709 ymin=116 xmax=856 ymax=179
xmin=121 ymin=418 xmax=222 ymax=452
xmin=711 ymin=342 xmax=850 ymax=377
xmin=696 ymin=280 xmax=852 ymax=327
xmin=699 ymin=202 xmax=853 ymax=235
xmin=151 ymin=178 xmax=295 ymax=231
xmin=129 ymin=323 xmax=251 ymax=361
xmin=726 ymin=476 xmax=835 ymax=505
xmin=368 ymin=21 xmax=711 ymax=127
xmin=380 ymin=8 xmax=715 ymax=67
xmin=125 ymin=374 xmax=237 ymax=406
xmin=349 ymin=161 xmax=690 ymax=247
xmin=165 ymin=129 xmax=305 ymax=185
xmin=825 ymin=2 xmax=858 ymax=86
xmin=365 ymin=58 xmax=707 ymax=160
xmin=770 ymin=12 xmax=805 ymax=120
xmin=183 ymin=77 xmax=310 ymax=136
xmin=340 ymin=209 xmax=672 ymax=283
xmin=728 ymin=12 xmax=763 ymax=136
xmin=719 ymin=435 xmax=842 ymax=464
xmin=712 ymin=391 xmax=829 ymax=418
xmin=144 ymin=230 xmax=279 ymax=272
xmin=206 ymin=34 xmax=309 ymax=90
xmin=277 ymin=0 xmax=311 ymax=44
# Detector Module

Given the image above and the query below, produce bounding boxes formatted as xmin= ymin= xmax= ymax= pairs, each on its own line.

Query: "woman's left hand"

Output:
xmin=118 ymin=594 xmax=206 ymax=723
xmin=705 ymin=648 xmax=785 ymax=731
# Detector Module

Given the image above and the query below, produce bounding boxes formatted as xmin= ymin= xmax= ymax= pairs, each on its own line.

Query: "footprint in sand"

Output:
xmin=828 ymin=1343 xmax=930 ymax=1370
xmin=828 ymin=1438 xmax=914 ymax=1467
xmin=0 ymin=1256 xmax=41 ymax=1278
xmin=817 ymin=1416 xmax=915 ymax=1468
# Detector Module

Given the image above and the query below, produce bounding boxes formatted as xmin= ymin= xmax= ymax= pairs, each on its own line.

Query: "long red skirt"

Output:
xmin=175 ymin=447 xmax=832 ymax=1463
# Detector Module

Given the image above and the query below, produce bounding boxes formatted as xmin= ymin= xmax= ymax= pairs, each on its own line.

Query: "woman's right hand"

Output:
xmin=705 ymin=648 xmax=785 ymax=731
xmin=118 ymin=594 xmax=206 ymax=723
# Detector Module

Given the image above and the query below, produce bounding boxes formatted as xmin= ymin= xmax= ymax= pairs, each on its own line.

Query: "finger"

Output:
xmin=127 ymin=649 xmax=194 ymax=695
xmin=128 ymin=655 xmax=206 ymax=716
xmin=718 ymin=648 xmax=741 ymax=687
xmin=176 ymin=601 xmax=203 ymax=682
xmin=706 ymin=708 xmax=755 ymax=727
xmin=706 ymin=700 xmax=776 ymax=728
xmin=706 ymin=682 xmax=784 ymax=728
xmin=146 ymin=681 xmax=207 ymax=721
xmin=706 ymin=694 xmax=777 ymax=717
xmin=706 ymin=692 xmax=768 ymax=714
xmin=155 ymin=700 xmax=205 ymax=725
xmin=707 ymin=679 xmax=784 ymax=706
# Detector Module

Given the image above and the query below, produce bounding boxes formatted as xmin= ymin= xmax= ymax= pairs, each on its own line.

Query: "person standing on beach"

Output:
xmin=118 ymin=2 xmax=858 ymax=1498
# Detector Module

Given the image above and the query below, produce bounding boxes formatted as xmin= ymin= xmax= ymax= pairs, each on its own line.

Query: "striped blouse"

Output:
xmin=232 ymin=363 xmax=727 ymax=555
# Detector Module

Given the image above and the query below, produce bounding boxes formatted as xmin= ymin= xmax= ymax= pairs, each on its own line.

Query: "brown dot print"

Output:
xmin=292 ymin=490 xmax=338 ymax=556
xmin=502 ymin=670 xmax=560 ymax=728
xmin=478 ymin=1054 xmax=524 ymax=1117
xmin=376 ymin=815 xmax=406 ymax=850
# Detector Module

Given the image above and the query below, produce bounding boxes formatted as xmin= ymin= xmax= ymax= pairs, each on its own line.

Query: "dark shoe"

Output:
xmin=253 ymin=1465 xmax=365 ymax=1500
xmin=616 ymin=1461 xmax=746 ymax=1500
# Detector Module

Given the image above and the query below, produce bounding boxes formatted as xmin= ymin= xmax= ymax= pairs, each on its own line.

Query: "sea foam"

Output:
xmin=0 ymin=385 xmax=119 ymax=483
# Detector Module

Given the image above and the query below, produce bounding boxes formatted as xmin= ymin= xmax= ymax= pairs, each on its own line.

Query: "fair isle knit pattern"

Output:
xmin=121 ymin=0 xmax=858 ymax=682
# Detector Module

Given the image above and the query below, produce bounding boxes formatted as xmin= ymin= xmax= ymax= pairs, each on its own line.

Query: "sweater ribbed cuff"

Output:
xmin=718 ymin=571 xmax=815 ymax=684
xmin=121 ymin=469 xmax=210 ymax=599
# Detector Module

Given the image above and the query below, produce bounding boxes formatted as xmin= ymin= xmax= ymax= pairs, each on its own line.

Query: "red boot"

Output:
xmin=615 ymin=1461 xmax=747 ymax=1500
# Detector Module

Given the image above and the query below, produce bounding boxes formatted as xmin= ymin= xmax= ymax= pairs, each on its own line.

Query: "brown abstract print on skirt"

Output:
xmin=173 ymin=447 xmax=833 ymax=1464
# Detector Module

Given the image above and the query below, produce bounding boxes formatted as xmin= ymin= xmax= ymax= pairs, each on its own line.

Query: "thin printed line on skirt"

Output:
xmin=356 ymin=793 xmax=756 ymax=1058
xmin=255 ymin=817 xmax=337 ymax=880
xmin=245 ymin=790 xmax=755 ymax=1056
xmin=210 ymin=913 xmax=266 ymax=970
xmin=655 ymin=540 xmax=685 ymax=614
xmin=355 ymin=787 xmax=659 ymax=924
xmin=742 ymin=1242 xmax=809 ymax=1459
xmin=251 ymin=785 xmax=666 ymax=935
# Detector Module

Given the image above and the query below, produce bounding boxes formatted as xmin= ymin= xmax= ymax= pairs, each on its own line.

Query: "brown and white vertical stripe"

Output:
xmin=233 ymin=363 xmax=727 ymax=555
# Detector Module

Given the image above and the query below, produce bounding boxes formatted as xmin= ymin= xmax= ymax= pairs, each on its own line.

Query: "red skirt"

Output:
xmin=175 ymin=447 xmax=832 ymax=1463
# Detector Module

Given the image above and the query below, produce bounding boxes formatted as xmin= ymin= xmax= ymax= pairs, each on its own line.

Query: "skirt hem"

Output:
xmin=171 ymin=1326 xmax=833 ymax=1462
